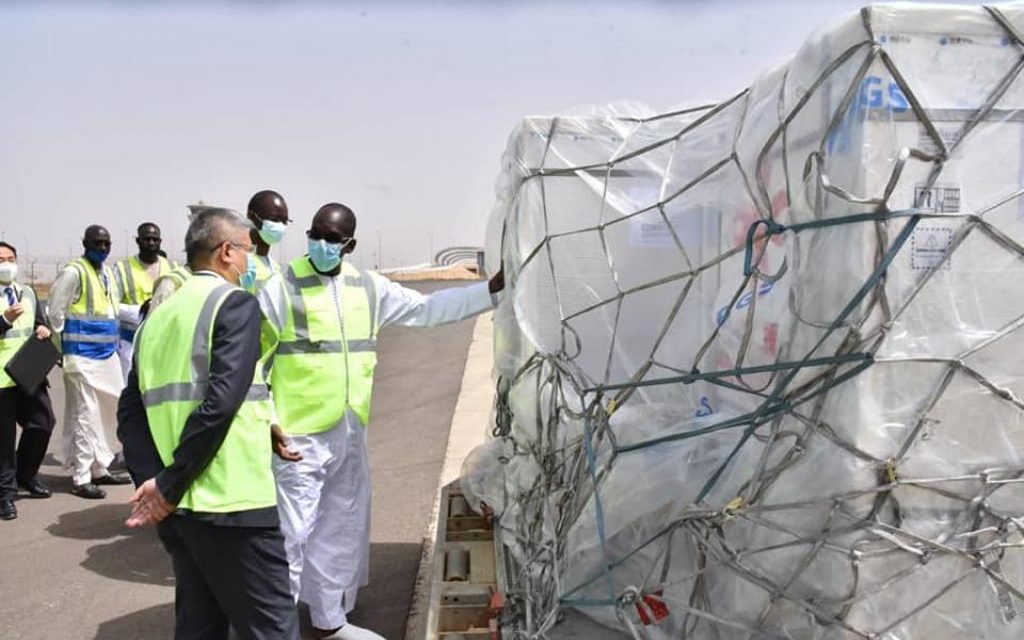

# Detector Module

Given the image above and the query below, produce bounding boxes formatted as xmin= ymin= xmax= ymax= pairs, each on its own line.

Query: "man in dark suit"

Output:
xmin=0 ymin=240 xmax=56 ymax=521
xmin=117 ymin=208 xmax=298 ymax=639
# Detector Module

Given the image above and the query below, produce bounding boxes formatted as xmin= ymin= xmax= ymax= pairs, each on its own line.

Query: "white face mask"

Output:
xmin=0 ymin=262 xmax=17 ymax=284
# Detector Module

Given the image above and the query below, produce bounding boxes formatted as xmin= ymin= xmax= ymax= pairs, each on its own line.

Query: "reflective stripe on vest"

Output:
xmin=165 ymin=266 xmax=191 ymax=288
xmin=274 ymin=339 xmax=377 ymax=355
xmin=137 ymin=275 xmax=276 ymax=513
xmin=63 ymin=332 xmax=119 ymax=344
xmin=151 ymin=266 xmax=192 ymax=304
xmin=0 ymin=285 xmax=37 ymax=389
xmin=64 ymin=258 xmax=119 ymax=359
xmin=142 ymin=382 xmax=271 ymax=406
xmin=271 ymin=257 xmax=379 ymax=434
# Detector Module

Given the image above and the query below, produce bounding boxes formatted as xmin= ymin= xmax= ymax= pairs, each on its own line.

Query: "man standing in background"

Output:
xmin=113 ymin=222 xmax=175 ymax=377
xmin=48 ymin=225 xmax=130 ymax=499
xmin=0 ymin=241 xmax=56 ymax=520
xmin=246 ymin=189 xmax=291 ymax=290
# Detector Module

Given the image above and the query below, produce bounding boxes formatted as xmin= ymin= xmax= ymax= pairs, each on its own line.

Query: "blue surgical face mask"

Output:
xmin=235 ymin=253 xmax=258 ymax=290
xmin=257 ymin=220 xmax=287 ymax=246
xmin=307 ymin=238 xmax=344 ymax=273
xmin=84 ymin=248 xmax=109 ymax=265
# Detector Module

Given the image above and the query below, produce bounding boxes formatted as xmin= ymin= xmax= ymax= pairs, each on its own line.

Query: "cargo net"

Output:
xmin=471 ymin=5 xmax=1024 ymax=640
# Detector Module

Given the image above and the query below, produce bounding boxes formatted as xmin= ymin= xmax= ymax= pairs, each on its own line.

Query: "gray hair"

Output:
xmin=184 ymin=207 xmax=251 ymax=269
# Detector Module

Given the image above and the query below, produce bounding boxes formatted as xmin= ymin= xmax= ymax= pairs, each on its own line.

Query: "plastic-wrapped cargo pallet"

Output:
xmin=461 ymin=3 xmax=1024 ymax=639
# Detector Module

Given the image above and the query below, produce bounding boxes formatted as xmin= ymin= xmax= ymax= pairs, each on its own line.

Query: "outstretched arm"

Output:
xmin=376 ymin=267 xmax=504 ymax=330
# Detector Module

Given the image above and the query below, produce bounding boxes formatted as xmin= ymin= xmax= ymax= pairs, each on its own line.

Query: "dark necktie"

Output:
xmin=3 ymin=287 xmax=13 ymax=306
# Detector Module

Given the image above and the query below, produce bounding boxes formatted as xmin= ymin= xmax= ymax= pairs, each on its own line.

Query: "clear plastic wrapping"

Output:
xmin=474 ymin=4 xmax=1024 ymax=639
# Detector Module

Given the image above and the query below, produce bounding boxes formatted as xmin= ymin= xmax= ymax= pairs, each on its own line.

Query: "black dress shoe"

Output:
xmin=17 ymin=477 xmax=52 ymax=499
xmin=71 ymin=483 xmax=107 ymax=499
xmin=0 ymin=499 xmax=17 ymax=520
xmin=108 ymin=452 xmax=127 ymax=473
xmin=92 ymin=474 xmax=131 ymax=486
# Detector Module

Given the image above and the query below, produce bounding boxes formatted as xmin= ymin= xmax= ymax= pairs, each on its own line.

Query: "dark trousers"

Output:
xmin=0 ymin=385 xmax=55 ymax=499
xmin=156 ymin=516 xmax=299 ymax=640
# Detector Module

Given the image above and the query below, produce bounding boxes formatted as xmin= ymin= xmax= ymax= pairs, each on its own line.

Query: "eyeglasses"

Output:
xmin=212 ymin=241 xmax=256 ymax=255
xmin=229 ymin=241 xmax=256 ymax=254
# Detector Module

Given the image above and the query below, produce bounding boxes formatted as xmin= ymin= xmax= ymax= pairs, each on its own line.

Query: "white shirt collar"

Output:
xmin=192 ymin=270 xmax=230 ymax=283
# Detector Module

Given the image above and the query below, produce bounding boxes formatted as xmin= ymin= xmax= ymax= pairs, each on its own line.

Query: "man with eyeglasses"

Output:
xmin=48 ymin=225 xmax=130 ymax=499
xmin=258 ymin=202 xmax=504 ymax=640
xmin=117 ymin=208 xmax=298 ymax=639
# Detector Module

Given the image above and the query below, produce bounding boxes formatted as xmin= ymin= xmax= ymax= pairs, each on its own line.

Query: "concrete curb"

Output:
xmin=404 ymin=312 xmax=494 ymax=640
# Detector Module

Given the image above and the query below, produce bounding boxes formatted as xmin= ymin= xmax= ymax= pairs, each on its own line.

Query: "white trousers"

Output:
xmin=117 ymin=306 xmax=141 ymax=383
xmin=117 ymin=340 xmax=133 ymax=382
xmin=274 ymin=417 xmax=371 ymax=630
xmin=59 ymin=360 xmax=119 ymax=486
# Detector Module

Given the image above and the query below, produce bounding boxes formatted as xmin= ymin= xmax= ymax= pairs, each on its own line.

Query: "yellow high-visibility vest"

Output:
xmin=0 ymin=283 xmax=36 ymax=389
xmin=63 ymin=257 xmax=119 ymax=359
xmin=114 ymin=255 xmax=174 ymax=305
xmin=271 ymin=257 xmax=378 ymax=434
xmin=136 ymin=275 xmax=276 ymax=513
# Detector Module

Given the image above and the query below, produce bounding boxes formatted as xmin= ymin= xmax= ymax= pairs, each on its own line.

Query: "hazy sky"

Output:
xmin=0 ymin=0 xmax=975 ymax=271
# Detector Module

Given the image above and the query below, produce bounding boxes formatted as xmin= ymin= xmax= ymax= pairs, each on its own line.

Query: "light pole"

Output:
xmin=376 ymin=229 xmax=383 ymax=270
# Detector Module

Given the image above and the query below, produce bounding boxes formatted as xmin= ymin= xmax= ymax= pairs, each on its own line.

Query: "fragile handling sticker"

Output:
xmin=911 ymin=225 xmax=954 ymax=270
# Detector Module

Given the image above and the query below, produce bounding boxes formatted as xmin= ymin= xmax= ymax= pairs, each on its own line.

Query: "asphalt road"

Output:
xmin=0 ymin=280 xmax=482 ymax=640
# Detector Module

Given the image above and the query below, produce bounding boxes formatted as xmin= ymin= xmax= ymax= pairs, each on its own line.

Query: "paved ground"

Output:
xmin=0 ymin=280 xmax=485 ymax=640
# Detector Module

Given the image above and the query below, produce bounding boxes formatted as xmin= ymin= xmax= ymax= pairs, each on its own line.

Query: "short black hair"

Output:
xmin=137 ymin=222 xmax=160 ymax=235
xmin=0 ymin=241 xmax=16 ymax=257
xmin=248 ymin=190 xmax=289 ymax=223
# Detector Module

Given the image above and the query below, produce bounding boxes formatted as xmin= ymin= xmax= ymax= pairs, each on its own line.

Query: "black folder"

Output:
xmin=4 ymin=335 xmax=61 ymax=395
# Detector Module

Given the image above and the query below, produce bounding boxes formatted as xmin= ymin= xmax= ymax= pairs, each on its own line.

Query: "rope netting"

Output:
xmin=467 ymin=4 xmax=1024 ymax=639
